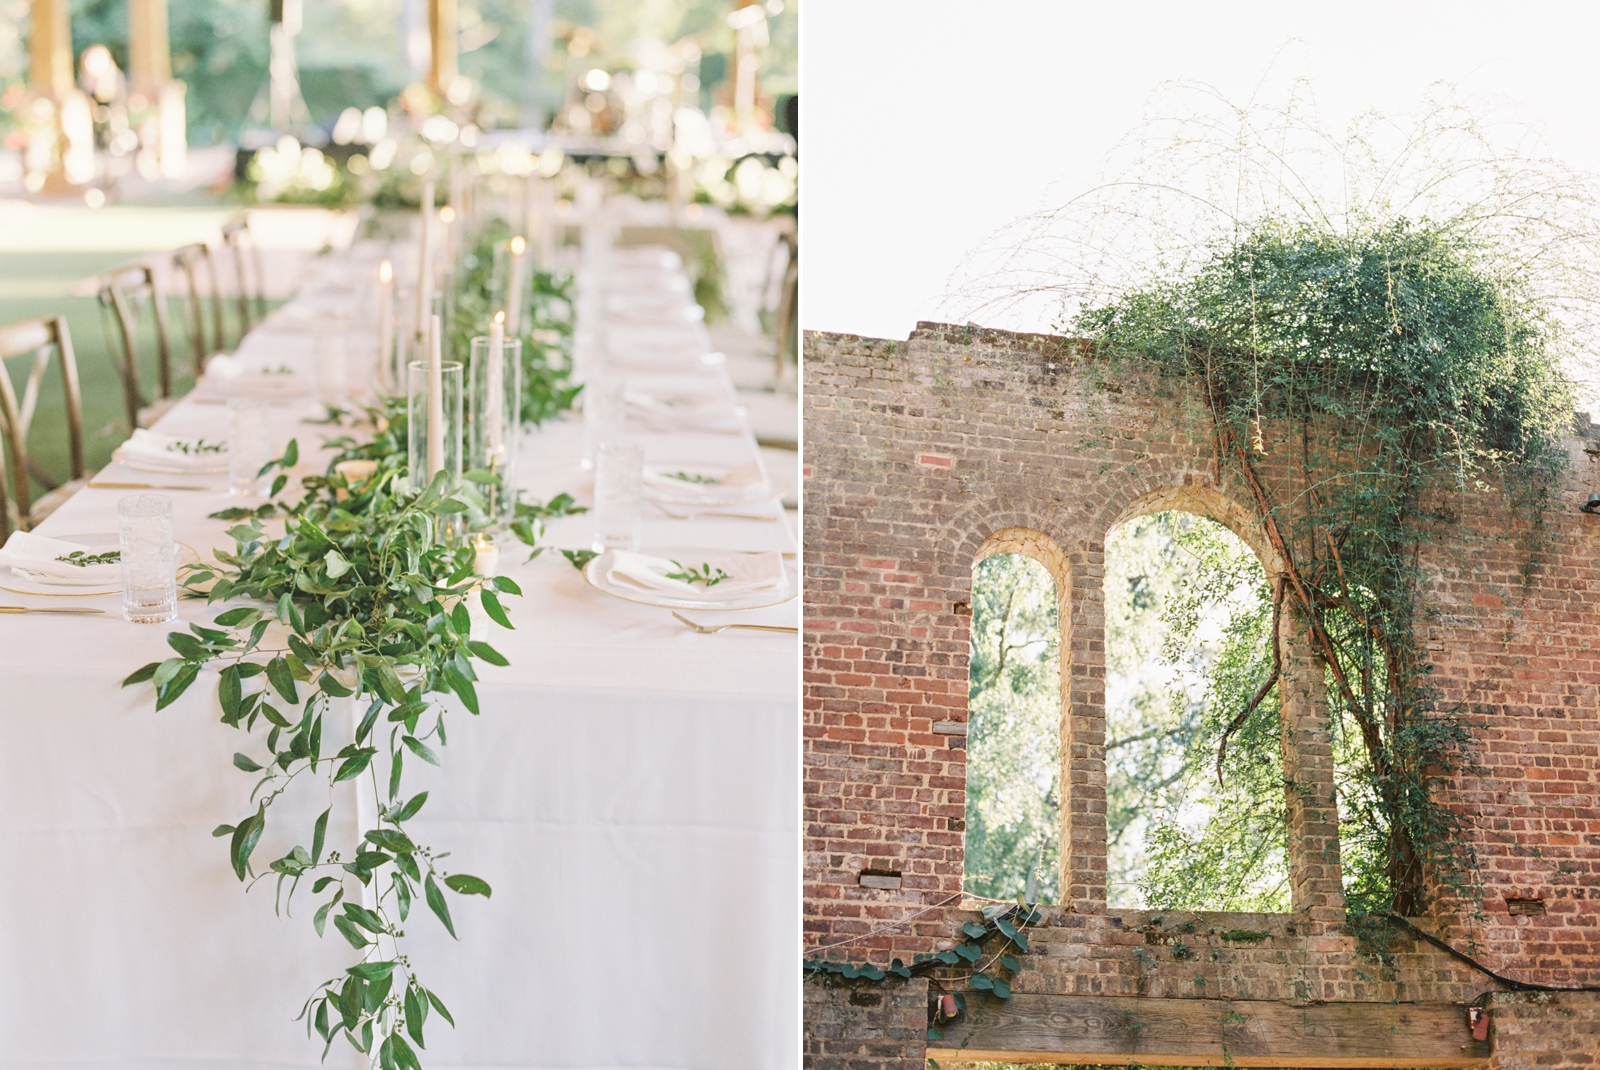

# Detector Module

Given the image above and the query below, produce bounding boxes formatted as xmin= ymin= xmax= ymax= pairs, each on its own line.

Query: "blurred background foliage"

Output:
xmin=2 ymin=0 xmax=796 ymax=145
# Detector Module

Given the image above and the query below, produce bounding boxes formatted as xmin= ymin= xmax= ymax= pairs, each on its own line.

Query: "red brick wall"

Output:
xmin=803 ymin=323 xmax=1600 ymax=1068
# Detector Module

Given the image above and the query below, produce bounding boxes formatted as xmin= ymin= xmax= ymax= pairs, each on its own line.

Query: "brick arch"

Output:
xmin=1107 ymin=483 xmax=1285 ymax=577
xmin=975 ymin=526 xmax=1070 ymax=594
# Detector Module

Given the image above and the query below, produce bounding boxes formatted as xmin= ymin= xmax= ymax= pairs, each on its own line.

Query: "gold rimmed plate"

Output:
xmin=581 ymin=548 xmax=796 ymax=612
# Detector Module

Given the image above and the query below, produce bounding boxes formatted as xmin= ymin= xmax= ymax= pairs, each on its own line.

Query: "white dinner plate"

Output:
xmin=582 ymin=549 xmax=796 ymax=612
xmin=0 ymin=535 xmax=201 ymax=598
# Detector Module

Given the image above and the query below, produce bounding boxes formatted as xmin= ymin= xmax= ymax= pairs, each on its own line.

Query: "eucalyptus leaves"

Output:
xmin=123 ymin=445 xmax=520 ymax=1066
xmin=804 ymin=903 xmax=1042 ymax=1039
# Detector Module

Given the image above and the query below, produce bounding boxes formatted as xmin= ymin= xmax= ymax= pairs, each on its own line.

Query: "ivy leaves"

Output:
xmin=803 ymin=904 xmax=1041 ymax=1021
xmin=124 ymin=436 xmax=525 ymax=1066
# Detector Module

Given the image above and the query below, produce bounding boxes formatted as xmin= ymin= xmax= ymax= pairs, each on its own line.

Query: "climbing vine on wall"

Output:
xmin=1076 ymin=219 xmax=1573 ymax=915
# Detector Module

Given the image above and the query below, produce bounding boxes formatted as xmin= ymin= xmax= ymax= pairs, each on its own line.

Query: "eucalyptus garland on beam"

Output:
xmin=123 ymin=441 xmax=522 ymax=1067
xmin=803 ymin=903 xmax=1042 ymax=1042
xmin=1075 ymin=219 xmax=1573 ymax=916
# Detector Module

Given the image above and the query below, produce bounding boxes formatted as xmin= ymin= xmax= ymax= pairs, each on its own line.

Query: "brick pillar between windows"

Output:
xmin=1062 ymin=545 xmax=1108 ymax=913
xmin=1279 ymin=603 xmax=1346 ymax=922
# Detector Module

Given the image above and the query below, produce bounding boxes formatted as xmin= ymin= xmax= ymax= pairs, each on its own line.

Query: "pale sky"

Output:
xmin=801 ymin=1 xmax=1600 ymax=342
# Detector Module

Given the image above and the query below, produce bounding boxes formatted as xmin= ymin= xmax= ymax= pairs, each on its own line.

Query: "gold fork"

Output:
xmin=672 ymin=611 xmax=797 ymax=634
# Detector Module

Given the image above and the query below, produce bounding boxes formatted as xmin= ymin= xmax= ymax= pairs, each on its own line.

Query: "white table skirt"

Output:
xmin=0 ymin=250 xmax=799 ymax=1068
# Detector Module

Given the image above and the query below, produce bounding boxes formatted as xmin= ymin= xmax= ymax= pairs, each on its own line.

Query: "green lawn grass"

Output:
xmin=0 ymin=204 xmax=248 ymax=510
xmin=0 ymin=291 xmax=199 ymax=497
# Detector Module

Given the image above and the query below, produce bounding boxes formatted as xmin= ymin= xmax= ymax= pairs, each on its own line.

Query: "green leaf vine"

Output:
xmin=119 ymin=273 xmax=584 ymax=1061
xmin=448 ymin=217 xmax=582 ymax=427
xmin=803 ymin=904 xmax=1042 ymax=1039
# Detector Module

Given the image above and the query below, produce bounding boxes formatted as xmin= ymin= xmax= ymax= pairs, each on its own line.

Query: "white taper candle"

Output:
xmin=506 ymin=235 xmax=526 ymax=336
xmin=487 ymin=311 xmax=506 ymax=458
xmin=377 ymin=258 xmax=394 ymax=392
xmin=415 ymin=181 xmax=435 ymax=342
xmin=427 ymin=313 xmax=445 ymax=478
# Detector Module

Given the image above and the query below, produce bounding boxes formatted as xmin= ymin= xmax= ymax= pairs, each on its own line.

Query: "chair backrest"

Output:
xmin=221 ymin=217 xmax=267 ymax=331
xmin=172 ymin=242 xmax=223 ymax=374
xmin=0 ymin=316 xmax=85 ymax=537
xmin=773 ymin=231 xmax=798 ymax=374
xmin=98 ymin=263 xmax=174 ymax=430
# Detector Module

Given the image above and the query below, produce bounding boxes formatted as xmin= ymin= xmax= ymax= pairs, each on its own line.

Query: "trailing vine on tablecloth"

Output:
xmin=122 ymin=339 xmax=587 ymax=1065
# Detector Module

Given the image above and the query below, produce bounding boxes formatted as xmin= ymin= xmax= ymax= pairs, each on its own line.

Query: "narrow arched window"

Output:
xmin=964 ymin=552 xmax=1061 ymax=903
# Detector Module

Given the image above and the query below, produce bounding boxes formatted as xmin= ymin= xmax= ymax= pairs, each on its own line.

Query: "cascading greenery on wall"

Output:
xmin=1075 ymin=218 xmax=1573 ymax=916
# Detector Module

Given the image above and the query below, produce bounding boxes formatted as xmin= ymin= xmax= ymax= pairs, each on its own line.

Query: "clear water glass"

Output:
xmin=592 ymin=442 xmax=644 ymax=553
xmin=468 ymin=334 xmax=523 ymax=521
xmin=228 ymin=398 xmax=271 ymax=496
xmin=119 ymin=494 xmax=177 ymax=624
xmin=581 ymin=375 xmax=626 ymax=470
xmin=315 ymin=333 xmax=349 ymax=408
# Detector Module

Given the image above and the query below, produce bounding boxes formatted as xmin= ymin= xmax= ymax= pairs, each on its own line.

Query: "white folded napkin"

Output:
xmin=605 ymin=323 xmax=711 ymax=366
xmin=626 ymin=390 xmax=744 ymax=433
xmin=206 ymin=354 xmax=311 ymax=398
xmin=609 ymin=247 xmax=683 ymax=271
xmin=0 ymin=531 xmax=121 ymax=585
xmin=117 ymin=429 xmax=228 ymax=471
xmin=644 ymin=460 xmax=768 ymax=503
xmin=606 ymin=550 xmax=786 ymax=599
xmin=606 ymin=293 xmax=704 ymax=325
xmin=606 ymin=270 xmax=692 ymax=296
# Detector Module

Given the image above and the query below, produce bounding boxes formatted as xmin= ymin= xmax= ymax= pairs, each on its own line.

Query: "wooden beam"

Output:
xmin=929 ymin=993 xmax=1491 ymax=1069
xmin=128 ymin=0 xmax=172 ymax=92
xmin=28 ymin=0 xmax=74 ymax=100
xmin=428 ymin=0 xmax=457 ymax=96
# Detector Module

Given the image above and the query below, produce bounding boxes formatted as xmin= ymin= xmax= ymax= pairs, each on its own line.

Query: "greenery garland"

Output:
xmin=120 ymin=213 xmax=590 ymax=1064
xmin=803 ymin=903 xmax=1043 ymax=1042
xmin=448 ymin=217 xmax=582 ymax=427
xmin=124 ymin=439 xmax=519 ymax=1064
xmin=1075 ymin=218 xmax=1573 ymax=916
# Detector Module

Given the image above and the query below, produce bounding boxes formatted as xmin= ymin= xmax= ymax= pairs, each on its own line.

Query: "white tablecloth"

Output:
xmin=0 ymin=249 xmax=798 ymax=1068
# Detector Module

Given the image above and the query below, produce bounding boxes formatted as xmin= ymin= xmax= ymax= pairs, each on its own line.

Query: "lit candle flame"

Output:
xmin=510 ymin=235 xmax=526 ymax=255
xmin=439 ymin=205 xmax=456 ymax=225
xmin=379 ymin=258 xmax=392 ymax=283
xmin=494 ymin=310 xmax=505 ymax=325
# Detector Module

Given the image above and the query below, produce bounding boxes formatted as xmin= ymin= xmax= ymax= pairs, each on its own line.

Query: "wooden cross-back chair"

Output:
xmin=171 ymin=242 xmax=225 ymax=374
xmin=0 ymin=316 xmax=86 ymax=539
xmin=98 ymin=263 xmax=179 ymax=430
xmin=221 ymin=217 xmax=268 ymax=332
xmin=771 ymin=229 xmax=798 ymax=382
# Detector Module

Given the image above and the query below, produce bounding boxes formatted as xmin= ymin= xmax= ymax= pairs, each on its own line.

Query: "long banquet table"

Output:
xmin=0 ymin=241 xmax=799 ymax=1069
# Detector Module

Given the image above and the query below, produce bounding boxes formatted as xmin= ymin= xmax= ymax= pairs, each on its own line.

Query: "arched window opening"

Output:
xmin=1105 ymin=511 xmax=1288 ymax=911
xmin=964 ymin=553 xmax=1061 ymax=904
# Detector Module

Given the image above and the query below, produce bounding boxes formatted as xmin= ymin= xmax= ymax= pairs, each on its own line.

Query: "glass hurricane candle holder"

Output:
xmin=469 ymin=334 xmax=523 ymax=521
xmin=407 ymin=358 xmax=463 ymax=490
